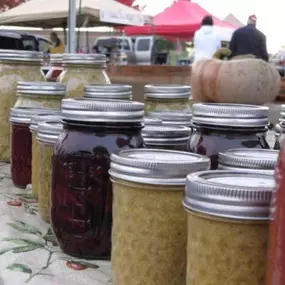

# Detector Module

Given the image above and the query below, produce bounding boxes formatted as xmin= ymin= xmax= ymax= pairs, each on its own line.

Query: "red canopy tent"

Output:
xmin=124 ymin=0 xmax=237 ymax=38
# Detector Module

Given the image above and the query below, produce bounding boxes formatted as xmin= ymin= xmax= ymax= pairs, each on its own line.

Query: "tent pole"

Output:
xmin=68 ymin=0 xmax=77 ymax=53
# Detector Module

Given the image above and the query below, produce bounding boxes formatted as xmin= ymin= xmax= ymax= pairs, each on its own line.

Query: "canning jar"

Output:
xmin=189 ymin=103 xmax=270 ymax=169
xmin=15 ymin=82 xmax=65 ymax=109
xmin=30 ymin=112 xmax=61 ymax=197
xmin=10 ymin=107 xmax=56 ymax=188
xmin=84 ymin=84 xmax=132 ymax=100
xmin=110 ymin=149 xmax=210 ymax=285
xmin=51 ymin=98 xmax=144 ymax=259
xmin=144 ymin=117 xmax=162 ymax=125
xmin=273 ymin=105 xmax=285 ymax=150
xmin=144 ymin=84 xmax=192 ymax=115
xmin=0 ymin=50 xmax=44 ymax=162
xmin=45 ymin=54 xmax=63 ymax=82
xmin=142 ymin=125 xmax=191 ymax=151
xmin=218 ymin=148 xmax=278 ymax=175
xmin=148 ymin=111 xmax=192 ymax=127
xmin=37 ymin=121 xmax=62 ymax=222
xmin=184 ymin=170 xmax=274 ymax=285
xmin=58 ymin=53 xmax=110 ymax=98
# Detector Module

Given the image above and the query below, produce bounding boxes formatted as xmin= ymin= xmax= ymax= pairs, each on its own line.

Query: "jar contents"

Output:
xmin=144 ymin=84 xmax=192 ymax=115
xmin=45 ymin=54 xmax=63 ymax=82
xmin=110 ymin=149 xmax=210 ymax=285
xmin=15 ymin=81 xmax=65 ymax=109
xmin=142 ymin=124 xmax=191 ymax=151
xmin=184 ymin=170 xmax=274 ymax=285
xmin=51 ymin=98 xmax=144 ymax=259
xmin=0 ymin=50 xmax=44 ymax=161
xmin=84 ymin=84 xmax=132 ymax=100
xmin=59 ymin=53 xmax=110 ymax=98
xmin=218 ymin=148 xmax=278 ymax=174
xmin=10 ymin=107 xmax=55 ymax=188
xmin=189 ymin=103 xmax=270 ymax=169
xmin=37 ymin=121 xmax=62 ymax=222
xmin=30 ymin=112 xmax=61 ymax=197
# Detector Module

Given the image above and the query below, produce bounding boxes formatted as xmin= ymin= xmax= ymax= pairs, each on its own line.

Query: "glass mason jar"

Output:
xmin=45 ymin=54 xmax=63 ymax=82
xmin=37 ymin=121 xmax=62 ymax=222
xmin=0 ymin=50 xmax=44 ymax=162
xmin=10 ymin=107 xmax=56 ymax=188
xmin=110 ymin=149 xmax=210 ymax=285
xmin=30 ymin=112 xmax=61 ymax=197
xmin=273 ymin=105 xmax=285 ymax=150
xmin=184 ymin=170 xmax=274 ymax=285
xmin=15 ymin=82 xmax=65 ymax=109
xmin=58 ymin=53 xmax=110 ymax=98
xmin=51 ymin=98 xmax=145 ymax=259
xmin=144 ymin=84 xmax=192 ymax=116
xmin=148 ymin=111 xmax=192 ymax=127
xmin=189 ymin=103 xmax=270 ymax=170
xmin=84 ymin=84 xmax=132 ymax=100
xmin=144 ymin=116 xmax=162 ymax=125
xmin=218 ymin=148 xmax=278 ymax=175
xmin=142 ymin=125 xmax=191 ymax=151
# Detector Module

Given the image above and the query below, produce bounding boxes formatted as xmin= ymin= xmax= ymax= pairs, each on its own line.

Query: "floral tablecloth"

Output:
xmin=0 ymin=163 xmax=112 ymax=285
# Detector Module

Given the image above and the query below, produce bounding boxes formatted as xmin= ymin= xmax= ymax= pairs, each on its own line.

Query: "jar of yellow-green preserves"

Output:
xmin=0 ymin=50 xmax=44 ymax=161
xmin=110 ymin=149 xmax=210 ymax=285
xmin=58 ymin=53 xmax=110 ymax=98
xmin=144 ymin=84 xmax=191 ymax=116
xmin=184 ymin=170 xmax=274 ymax=285
xmin=37 ymin=121 xmax=62 ymax=222
xmin=84 ymin=84 xmax=132 ymax=100
xmin=30 ymin=112 xmax=61 ymax=197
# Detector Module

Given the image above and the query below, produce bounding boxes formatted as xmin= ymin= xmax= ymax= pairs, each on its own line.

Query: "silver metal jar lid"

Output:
xmin=10 ymin=107 xmax=57 ymax=124
xmin=37 ymin=121 xmax=63 ymax=144
xmin=148 ymin=111 xmax=192 ymax=127
xmin=110 ymin=149 xmax=210 ymax=185
xmin=0 ymin=49 xmax=43 ymax=62
xmin=192 ymin=103 xmax=269 ymax=127
xmin=30 ymin=112 xmax=61 ymax=132
xmin=84 ymin=84 xmax=132 ymax=100
xmin=61 ymin=98 xmax=144 ymax=123
xmin=144 ymin=84 xmax=191 ymax=99
xmin=17 ymin=82 xmax=66 ymax=97
xmin=142 ymin=125 xmax=191 ymax=146
xmin=144 ymin=117 xmax=162 ymax=125
xmin=62 ymin=53 xmax=106 ymax=66
xmin=50 ymin=54 xmax=63 ymax=65
xmin=184 ymin=170 xmax=275 ymax=220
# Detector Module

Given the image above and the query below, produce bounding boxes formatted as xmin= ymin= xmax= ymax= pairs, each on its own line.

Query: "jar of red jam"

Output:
xmin=51 ymin=98 xmax=144 ymax=260
xmin=10 ymin=107 xmax=56 ymax=188
xmin=189 ymin=103 xmax=270 ymax=170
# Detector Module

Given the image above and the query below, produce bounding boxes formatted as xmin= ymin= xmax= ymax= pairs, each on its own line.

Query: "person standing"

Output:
xmin=49 ymin=32 xmax=65 ymax=54
xmin=229 ymin=15 xmax=268 ymax=61
xmin=193 ymin=15 xmax=221 ymax=63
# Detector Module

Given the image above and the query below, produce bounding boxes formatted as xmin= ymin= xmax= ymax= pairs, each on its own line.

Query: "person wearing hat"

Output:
xmin=229 ymin=15 xmax=268 ymax=61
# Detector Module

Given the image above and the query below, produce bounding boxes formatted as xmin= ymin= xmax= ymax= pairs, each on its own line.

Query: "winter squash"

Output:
xmin=191 ymin=58 xmax=280 ymax=104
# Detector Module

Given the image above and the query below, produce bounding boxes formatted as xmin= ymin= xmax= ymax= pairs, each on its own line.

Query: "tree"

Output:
xmin=0 ymin=0 xmax=26 ymax=11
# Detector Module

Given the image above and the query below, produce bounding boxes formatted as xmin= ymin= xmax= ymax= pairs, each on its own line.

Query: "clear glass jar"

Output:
xmin=144 ymin=117 xmax=162 ymax=125
xmin=110 ymin=149 xmax=210 ymax=285
xmin=45 ymin=54 xmax=63 ymax=82
xmin=218 ymin=148 xmax=278 ymax=175
xmin=58 ymin=54 xmax=110 ymax=98
xmin=37 ymin=121 xmax=62 ymax=222
xmin=184 ymin=170 xmax=274 ymax=285
xmin=15 ymin=82 xmax=65 ymax=109
xmin=30 ymin=112 xmax=61 ymax=197
xmin=10 ymin=107 xmax=55 ymax=188
xmin=0 ymin=50 xmax=44 ymax=161
xmin=144 ymin=84 xmax=192 ymax=115
xmin=84 ymin=84 xmax=132 ymax=100
xmin=189 ymin=103 xmax=270 ymax=170
xmin=142 ymin=125 xmax=191 ymax=151
xmin=51 ymin=98 xmax=144 ymax=259
xmin=273 ymin=105 xmax=285 ymax=150
xmin=147 ymin=111 xmax=192 ymax=127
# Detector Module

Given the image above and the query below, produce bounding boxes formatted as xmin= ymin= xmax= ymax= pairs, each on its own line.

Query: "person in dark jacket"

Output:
xmin=229 ymin=15 xmax=268 ymax=61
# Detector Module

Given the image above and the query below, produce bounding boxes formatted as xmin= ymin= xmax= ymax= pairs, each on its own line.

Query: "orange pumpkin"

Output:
xmin=191 ymin=58 xmax=280 ymax=104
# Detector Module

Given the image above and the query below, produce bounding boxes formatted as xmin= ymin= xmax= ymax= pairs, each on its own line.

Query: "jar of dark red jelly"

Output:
xmin=51 ymin=98 xmax=144 ymax=260
xmin=189 ymin=103 xmax=270 ymax=170
xmin=10 ymin=107 xmax=56 ymax=188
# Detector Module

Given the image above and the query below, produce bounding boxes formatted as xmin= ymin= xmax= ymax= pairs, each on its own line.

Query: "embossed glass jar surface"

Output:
xmin=51 ymin=99 xmax=144 ymax=259
xmin=0 ymin=50 xmax=44 ymax=162
xmin=58 ymin=54 xmax=110 ymax=98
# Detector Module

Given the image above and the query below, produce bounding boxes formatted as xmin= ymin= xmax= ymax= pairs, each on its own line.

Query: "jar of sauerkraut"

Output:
xmin=184 ymin=170 xmax=274 ymax=285
xmin=0 ymin=50 xmax=44 ymax=161
xmin=30 ymin=112 xmax=61 ymax=197
xmin=15 ymin=82 xmax=65 ymax=109
xmin=37 ymin=121 xmax=62 ymax=222
xmin=58 ymin=53 xmax=110 ymax=98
